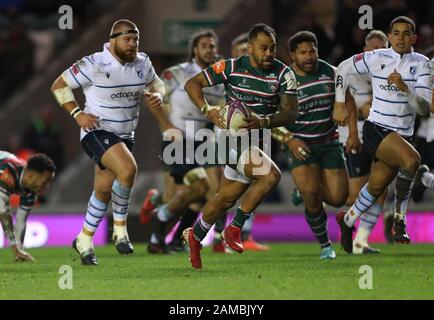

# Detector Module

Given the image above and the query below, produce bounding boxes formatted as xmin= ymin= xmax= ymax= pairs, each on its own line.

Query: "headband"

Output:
xmin=110 ymin=29 xmax=139 ymax=39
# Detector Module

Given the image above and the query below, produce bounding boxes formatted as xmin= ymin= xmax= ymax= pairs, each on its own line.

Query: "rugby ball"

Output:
xmin=221 ymin=100 xmax=250 ymax=132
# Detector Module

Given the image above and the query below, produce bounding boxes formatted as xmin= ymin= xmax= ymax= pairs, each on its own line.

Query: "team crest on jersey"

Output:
xmin=323 ymin=84 xmax=334 ymax=92
xmin=409 ymin=66 xmax=417 ymax=76
xmin=136 ymin=69 xmax=144 ymax=79
xmin=212 ymin=60 xmax=226 ymax=74
xmin=269 ymin=83 xmax=278 ymax=93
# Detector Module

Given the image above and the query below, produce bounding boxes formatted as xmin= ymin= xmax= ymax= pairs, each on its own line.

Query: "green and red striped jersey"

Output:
xmin=202 ymin=55 xmax=297 ymax=116
xmin=286 ymin=59 xmax=338 ymax=143
xmin=0 ymin=151 xmax=36 ymax=208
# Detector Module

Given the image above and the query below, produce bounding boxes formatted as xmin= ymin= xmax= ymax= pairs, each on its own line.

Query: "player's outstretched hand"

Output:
xmin=208 ymin=108 xmax=226 ymax=129
xmin=286 ymin=138 xmax=311 ymax=161
xmin=333 ymin=101 xmax=348 ymax=126
xmin=75 ymin=112 xmax=100 ymax=132
xmin=144 ymin=92 xmax=163 ymax=111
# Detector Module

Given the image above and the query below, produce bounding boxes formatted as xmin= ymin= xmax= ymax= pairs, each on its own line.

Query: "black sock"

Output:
xmin=214 ymin=212 xmax=228 ymax=234
xmin=172 ymin=208 xmax=199 ymax=242
xmin=305 ymin=208 xmax=331 ymax=248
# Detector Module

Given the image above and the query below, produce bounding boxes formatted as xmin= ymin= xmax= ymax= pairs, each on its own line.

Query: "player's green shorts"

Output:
xmin=286 ymin=140 xmax=346 ymax=171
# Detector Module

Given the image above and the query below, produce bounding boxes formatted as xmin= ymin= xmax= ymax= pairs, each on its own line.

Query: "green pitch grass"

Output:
xmin=0 ymin=243 xmax=433 ymax=299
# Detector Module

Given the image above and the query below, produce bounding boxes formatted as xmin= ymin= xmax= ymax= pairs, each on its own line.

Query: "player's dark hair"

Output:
xmin=389 ymin=16 xmax=416 ymax=34
xmin=27 ymin=153 xmax=56 ymax=173
xmin=422 ymin=46 xmax=434 ymax=59
xmin=231 ymin=32 xmax=248 ymax=48
xmin=365 ymin=29 xmax=388 ymax=44
xmin=188 ymin=29 xmax=218 ymax=62
xmin=248 ymin=23 xmax=276 ymax=43
xmin=287 ymin=31 xmax=318 ymax=52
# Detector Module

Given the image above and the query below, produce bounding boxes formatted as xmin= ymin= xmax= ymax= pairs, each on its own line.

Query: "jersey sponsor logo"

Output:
xmin=318 ymin=74 xmax=331 ymax=80
xmin=378 ymin=53 xmax=393 ymax=59
xmin=71 ymin=64 xmax=80 ymax=75
xmin=379 ymin=83 xmax=399 ymax=92
xmin=212 ymin=60 xmax=226 ymax=74
xmin=110 ymin=91 xmax=141 ymax=99
xmin=336 ymin=75 xmax=344 ymax=88
xmin=354 ymin=53 xmax=363 ymax=63
xmin=284 ymin=71 xmax=296 ymax=89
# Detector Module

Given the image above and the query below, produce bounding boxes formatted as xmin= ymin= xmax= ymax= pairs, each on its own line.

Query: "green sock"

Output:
xmin=193 ymin=218 xmax=211 ymax=241
xmin=231 ymin=208 xmax=252 ymax=228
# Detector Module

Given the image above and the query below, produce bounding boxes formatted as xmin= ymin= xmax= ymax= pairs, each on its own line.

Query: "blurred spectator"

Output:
xmin=21 ymin=105 xmax=64 ymax=172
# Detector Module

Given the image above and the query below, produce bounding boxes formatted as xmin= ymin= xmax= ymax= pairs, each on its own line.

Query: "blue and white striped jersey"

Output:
xmin=336 ymin=47 xmax=432 ymax=137
xmin=161 ymin=60 xmax=225 ymax=141
xmin=338 ymin=73 xmax=372 ymax=143
xmin=63 ymin=43 xmax=156 ymax=140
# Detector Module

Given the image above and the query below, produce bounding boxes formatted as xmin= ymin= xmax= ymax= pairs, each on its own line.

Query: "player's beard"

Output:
xmin=114 ymin=44 xmax=137 ymax=63
xmin=196 ymin=52 xmax=215 ymax=68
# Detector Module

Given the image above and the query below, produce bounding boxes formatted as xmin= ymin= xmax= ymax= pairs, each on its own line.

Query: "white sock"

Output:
xmin=157 ymin=204 xmax=174 ymax=222
xmin=150 ymin=233 xmax=159 ymax=244
xmin=421 ymin=171 xmax=434 ymax=189
xmin=354 ymin=226 xmax=370 ymax=246
xmin=113 ymin=224 xmax=127 ymax=238
xmin=77 ymin=229 xmax=93 ymax=252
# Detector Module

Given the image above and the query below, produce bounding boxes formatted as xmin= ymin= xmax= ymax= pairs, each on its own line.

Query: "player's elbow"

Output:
xmin=50 ymin=75 xmax=66 ymax=92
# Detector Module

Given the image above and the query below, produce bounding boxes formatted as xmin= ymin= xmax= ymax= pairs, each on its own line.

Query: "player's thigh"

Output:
xmin=320 ymin=168 xmax=349 ymax=206
xmin=217 ymin=172 xmax=250 ymax=204
xmin=242 ymin=146 xmax=281 ymax=181
xmin=101 ymin=142 xmax=137 ymax=177
xmin=205 ymin=165 xmax=223 ymax=194
xmin=367 ymin=160 xmax=398 ymax=196
xmin=291 ymin=164 xmax=322 ymax=196
xmin=375 ymin=133 xmax=420 ymax=169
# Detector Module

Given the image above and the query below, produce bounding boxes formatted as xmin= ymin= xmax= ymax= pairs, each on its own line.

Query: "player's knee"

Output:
xmin=329 ymin=193 xmax=348 ymax=208
xmin=259 ymin=169 xmax=281 ymax=190
xmin=213 ymin=193 xmax=236 ymax=211
xmin=117 ymin=162 xmax=138 ymax=184
xmin=402 ymin=152 xmax=420 ymax=174
xmin=301 ymin=191 xmax=322 ymax=210
xmin=95 ymin=189 xmax=111 ymax=203
xmin=191 ymin=179 xmax=210 ymax=199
